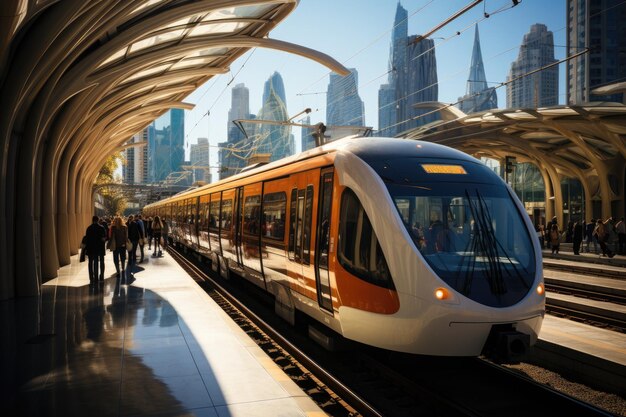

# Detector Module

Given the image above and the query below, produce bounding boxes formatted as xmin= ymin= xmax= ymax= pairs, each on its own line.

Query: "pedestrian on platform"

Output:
xmin=617 ymin=217 xmax=626 ymax=255
xmin=572 ymin=219 xmax=583 ymax=255
xmin=565 ymin=220 xmax=574 ymax=243
xmin=110 ymin=215 xmax=129 ymax=276
xmin=549 ymin=224 xmax=560 ymax=255
xmin=85 ymin=215 xmax=106 ymax=284
xmin=146 ymin=216 xmax=153 ymax=250
xmin=162 ymin=216 xmax=170 ymax=249
xmin=593 ymin=219 xmax=615 ymax=258
xmin=585 ymin=219 xmax=596 ymax=253
xmin=127 ymin=215 xmax=142 ymax=270
xmin=152 ymin=215 xmax=163 ymax=257
xmin=136 ymin=214 xmax=146 ymax=262
xmin=98 ymin=217 xmax=109 ymax=278
xmin=537 ymin=224 xmax=546 ymax=249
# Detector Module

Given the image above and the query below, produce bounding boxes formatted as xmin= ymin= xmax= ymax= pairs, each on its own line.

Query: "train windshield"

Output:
xmin=387 ymin=182 xmax=536 ymax=307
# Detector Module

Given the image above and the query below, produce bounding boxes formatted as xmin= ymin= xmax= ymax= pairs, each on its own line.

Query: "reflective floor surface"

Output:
xmin=0 ymin=253 xmax=320 ymax=417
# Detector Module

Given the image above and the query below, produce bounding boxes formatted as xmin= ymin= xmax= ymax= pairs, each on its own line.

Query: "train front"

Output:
xmin=335 ymin=139 xmax=545 ymax=358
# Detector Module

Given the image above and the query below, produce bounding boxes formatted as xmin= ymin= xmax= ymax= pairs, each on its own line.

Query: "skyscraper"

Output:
xmin=220 ymin=83 xmax=251 ymax=179
xmin=148 ymin=108 xmax=185 ymax=182
xmin=378 ymin=2 xmax=438 ymax=136
xmin=567 ymin=0 xmax=626 ymax=104
xmin=326 ymin=69 xmax=365 ymax=127
xmin=458 ymin=26 xmax=498 ymax=114
xmin=190 ymin=137 xmax=210 ymax=183
xmin=123 ymin=129 xmax=149 ymax=184
xmin=506 ymin=24 xmax=559 ymax=108
xmin=255 ymin=71 xmax=293 ymax=161
xmin=301 ymin=115 xmax=316 ymax=152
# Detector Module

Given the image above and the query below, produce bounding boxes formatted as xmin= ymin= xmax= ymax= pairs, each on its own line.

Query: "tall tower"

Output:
xmin=220 ymin=83 xmax=251 ymax=179
xmin=190 ymin=137 xmax=210 ymax=183
xmin=506 ymin=24 xmax=559 ymax=108
xmin=301 ymin=115 xmax=316 ymax=152
xmin=567 ymin=0 xmax=626 ymax=104
xmin=326 ymin=68 xmax=365 ymax=127
xmin=458 ymin=26 xmax=498 ymax=114
xmin=378 ymin=2 xmax=438 ymax=136
xmin=256 ymin=72 xmax=293 ymax=161
xmin=148 ymin=109 xmax=185 ymax=182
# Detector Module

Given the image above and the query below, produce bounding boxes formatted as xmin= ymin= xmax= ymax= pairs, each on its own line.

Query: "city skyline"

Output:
xmin=183 ymin=0 xmax=568 ymax=180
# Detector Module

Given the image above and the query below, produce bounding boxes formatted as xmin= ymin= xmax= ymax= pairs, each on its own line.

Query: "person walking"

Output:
xmin=585 ymin=218 xmax=596 ymax=253
xmin=549 ymin=224 xmax=560 ymax=254
xmin=617 ymin=217 xmax=626 ymax=255
xmin=85 ymin=215 xmax=106 ymax=285
xmin=572 ymin=219 xmax=583 ymax=255
xmin=110 ymin=216 xmax=129 ymax=277
xmin=127 ymin=215 xmax=142 ymax=271
xmin=162 ymin=216 xmax=170 ymax=250
xmin=136 ymin=214 xmax=146 ymax=262
xmin=593 ymin=219 xmax=615 ymax=258
xmin=152 ymin=215 xmax=163 ymax=257
xmin=146 ymin=216 xmax=153 ymax=250
xmin=98 ymin=217 xmax=108 ymax=279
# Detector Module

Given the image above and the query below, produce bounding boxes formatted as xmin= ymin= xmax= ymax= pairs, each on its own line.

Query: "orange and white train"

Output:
xmin=143 ymin=137 xmax=545 ymax=358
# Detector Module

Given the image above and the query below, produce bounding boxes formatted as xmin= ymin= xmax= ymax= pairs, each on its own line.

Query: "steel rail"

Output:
xmin=167 ymin=247 xmax=383 ymax=417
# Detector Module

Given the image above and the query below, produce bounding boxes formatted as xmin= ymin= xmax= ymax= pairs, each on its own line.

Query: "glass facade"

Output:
xmin=148 ymin=109 xmax=185 ymax=182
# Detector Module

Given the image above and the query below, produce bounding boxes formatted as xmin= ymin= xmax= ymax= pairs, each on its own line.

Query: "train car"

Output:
xmin=144 ymin=137 xmax=545 ymax=358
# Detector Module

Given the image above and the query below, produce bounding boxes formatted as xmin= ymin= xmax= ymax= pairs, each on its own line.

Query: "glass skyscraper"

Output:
xmin=378 ymin=2 xmax=438 ymax=136
xmin=148 ymin=108 xmax=184 ymax=182
xmin=458 ymin=26 xmax=498 ymax=114
xmin=567 ymin=0 xmax=626 ymax=104
xmin=220 ymin=83 xmax=252 ymax=179
xmin=326 ymin=68 xmax=365 ymax=128
xmin=255 ymin=71 xmax=293 ymax=161
xmin=506 ymin=24 xmax=559 ymax=108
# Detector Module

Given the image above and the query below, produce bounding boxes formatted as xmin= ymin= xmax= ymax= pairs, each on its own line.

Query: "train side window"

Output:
xmin=209 ymin=200 xmax=220 ymax=231
xmin=262 ymin=192 xmax=286 ymax=240
xmin=338 ymin=188 xmax=394 ymax=289
xmin=221 ymin=199 xmax=233 ymax=231
xmin=243 ymin=195 xmax=261 ymax=236
xmin=288 ymin=189 xmax=297 ymax=260
xmin=302 ymin=185 xmax=314 ymax=264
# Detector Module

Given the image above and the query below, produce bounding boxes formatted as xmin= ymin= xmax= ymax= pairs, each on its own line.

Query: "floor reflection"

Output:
xmin=1 ymin=273 xmax=215 ymax=417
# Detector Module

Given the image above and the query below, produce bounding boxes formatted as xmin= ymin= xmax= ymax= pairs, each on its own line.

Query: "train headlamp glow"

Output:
xmin=434 ymin=287 xmax=449 ymax=300
xmin=536 ymin=283 xmax=545 ymax=296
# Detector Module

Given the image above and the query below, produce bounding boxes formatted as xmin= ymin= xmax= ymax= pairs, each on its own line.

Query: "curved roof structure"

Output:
xmin=0 ymin=0 xmax=349 ymax=299
xmin=404 ymin=102 xmax=626 ymax=228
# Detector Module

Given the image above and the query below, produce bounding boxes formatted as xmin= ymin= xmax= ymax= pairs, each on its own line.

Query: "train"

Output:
xmin=143 ymin=137 xmax=545 ymax=359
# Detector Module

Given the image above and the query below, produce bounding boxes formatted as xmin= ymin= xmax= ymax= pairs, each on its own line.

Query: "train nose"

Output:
xmin=482 ymin=324 xmax=530 ymax=364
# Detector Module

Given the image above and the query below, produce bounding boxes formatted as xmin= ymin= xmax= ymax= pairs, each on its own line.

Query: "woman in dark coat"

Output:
xmin=110 ymin=215 xmax=129 ymax=276
xmin=85 ymin=215 xmax=106 ymax=284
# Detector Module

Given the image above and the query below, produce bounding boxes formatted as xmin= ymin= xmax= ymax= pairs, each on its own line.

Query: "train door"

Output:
xmin=315 ymin=169 xmax=334 ymax=312
xmin=241 ymin=183 xmax=264 ymax=286
xmin=234 ymin=187 xmax=244 ymax=268
xmin=193 ymin=196 xmax=200 ymax=248
xmin=287 ymin=170 xmax=318 ymax=299
xmin=220 ymin=189 xmax=236 ymax=265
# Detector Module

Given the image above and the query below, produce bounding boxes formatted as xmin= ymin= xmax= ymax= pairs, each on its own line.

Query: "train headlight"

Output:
xmin=536 ymin=283 xmax=545 ymax=296
xmin=434 ymin=287 xmax=449 ymax=300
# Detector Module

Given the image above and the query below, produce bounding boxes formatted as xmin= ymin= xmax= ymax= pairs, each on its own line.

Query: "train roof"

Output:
xmin=145 ymin=137 xmax=479 ymax=208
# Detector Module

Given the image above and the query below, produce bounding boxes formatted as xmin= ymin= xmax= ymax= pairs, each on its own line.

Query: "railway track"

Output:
xmin=168 ymin=246 xmax=615 ymax=417
xmin=543 ymin=261 xmax=626 ymax=332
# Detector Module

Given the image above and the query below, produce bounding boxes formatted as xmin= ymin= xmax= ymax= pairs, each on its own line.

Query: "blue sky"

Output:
xmin=183 ymin=0 xmax=566 ymax=177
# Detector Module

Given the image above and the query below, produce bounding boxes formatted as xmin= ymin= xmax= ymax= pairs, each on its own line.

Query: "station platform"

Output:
xmin=1 ymin=250 xmax=323 ymax=417
xmin=535 ymin=247 xmax=626 ymax=395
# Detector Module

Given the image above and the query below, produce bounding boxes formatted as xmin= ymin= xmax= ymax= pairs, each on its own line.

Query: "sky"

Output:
xmin=182 ymin=0 xmax=566 ymax=180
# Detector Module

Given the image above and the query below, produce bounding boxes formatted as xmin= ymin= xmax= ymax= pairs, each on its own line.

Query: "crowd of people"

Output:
xmin=537 ymin=216 xmax=625 ymax=258
xmin=82 ymin=214 xmax=169 ymax=285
